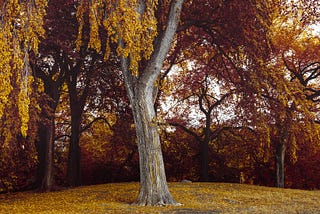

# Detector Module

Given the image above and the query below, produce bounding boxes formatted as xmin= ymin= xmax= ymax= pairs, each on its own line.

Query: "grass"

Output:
xmin=0 ymin=182 xmax=319 ymax=213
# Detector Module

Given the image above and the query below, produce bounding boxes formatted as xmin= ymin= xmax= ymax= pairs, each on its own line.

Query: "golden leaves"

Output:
xmin=1 ymin=183 xmax=320 ymax=213
xmin=76 ymin=0 xmax=158 ymax=75
xmin=0 ymin=0 xmax=47 ymax=137
xmin=88 ymin=0 xmax=102 ymax=52
xmin=0 ymin=32 xmax=13 ymax=119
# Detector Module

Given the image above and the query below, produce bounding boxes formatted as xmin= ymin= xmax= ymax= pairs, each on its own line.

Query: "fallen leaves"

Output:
xmin=0 ymin=182 xmax=320 ymax=213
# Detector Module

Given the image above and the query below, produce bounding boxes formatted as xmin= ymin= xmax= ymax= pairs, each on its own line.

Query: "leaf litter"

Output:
xmin=0 ymin=182 xmax=320 ymax=213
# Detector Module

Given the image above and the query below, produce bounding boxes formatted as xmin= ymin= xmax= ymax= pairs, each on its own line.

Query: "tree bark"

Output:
xmin=131 ymin=87 xmax=178 ymax=206
xmin=35 ymin=81 xmax=60 ymax=192
xmin=275 ymin=143 xmax=286 ymax=188
xmin=39 ymin=117 xmax=55 ymax=191
xmin=33 ymin=48 xmax=66 ymax=191
xmin=199 ymin=110 xmax=211 ymax=182
xmin=199 ymin=140 xmax=209 ymax=182
xmin=66 ymin=58 xmax=89 ymax=187
xmin=35 ymin=125 xmax=47 ymax=188
xmin=67 ymin=107 xmax=82 ymax=186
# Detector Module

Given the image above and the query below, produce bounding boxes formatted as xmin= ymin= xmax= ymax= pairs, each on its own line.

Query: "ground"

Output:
xmin=0 ymin=182 xmax=319 ymax=213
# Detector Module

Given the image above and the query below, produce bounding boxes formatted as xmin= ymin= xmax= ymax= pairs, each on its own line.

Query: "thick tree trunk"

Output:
xmin=131 ymin=87 xmax=178 ymax=206
xmin=275 ymin=143 xmax=286 ymax=188
xmin=67 ymin=110 xmax=82 ymax=186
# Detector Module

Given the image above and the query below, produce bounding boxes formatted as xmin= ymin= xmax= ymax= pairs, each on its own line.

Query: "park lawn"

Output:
xmin=0 ymin=182 xmax=319 ymax=213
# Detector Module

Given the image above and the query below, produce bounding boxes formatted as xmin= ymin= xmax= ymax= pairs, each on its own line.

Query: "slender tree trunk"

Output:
xmin=35 ymin=125 xmax=47 ymax=188
xmin=275 ymin=143 xmax=286 ymax=188
xmin=67 ymin=109 xmax=82 ymax=186
xmin=39 ymin=117 xmax=55 ymax=191
xmin=199 ymin=114 xmax=211 ymax=182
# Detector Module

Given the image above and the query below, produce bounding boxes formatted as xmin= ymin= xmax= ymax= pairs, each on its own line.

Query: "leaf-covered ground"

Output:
xmin=0 ymin=182 xmax=319 ymax=213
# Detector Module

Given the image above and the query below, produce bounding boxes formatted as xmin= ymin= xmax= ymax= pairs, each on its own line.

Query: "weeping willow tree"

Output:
xmin=76 ymin=0 xmax=184 ymax=206
xmin=0 ymin=0 xmax=47 ymax=140
xmin=0 ymin=0 xmax=47 ymax=192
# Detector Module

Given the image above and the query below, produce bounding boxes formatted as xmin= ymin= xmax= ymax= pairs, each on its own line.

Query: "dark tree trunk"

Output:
xmin=275 ymin=143 xmax=286 ymax=188
xmin=199 ymin=113 xmax=211 ymax=182
xmin=35 ymin=125 xmax=47 ymax=188
xmin=35 ymin=83 xmax=60 ymax=192
xmin=32 ymin=43 xmax=66 ymax=191
xmin=66 ymin=59 xmax=90 ymax=187
xmin=67 ymin=107 xmax=82 ymax=186
xmin=199 ymin=141 xmax=209 ymax=182
xmin=38 ymin=118 xmax=55 ymax=191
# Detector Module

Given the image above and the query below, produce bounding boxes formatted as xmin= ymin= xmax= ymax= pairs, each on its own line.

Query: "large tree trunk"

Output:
xmin=130 ymin=86 xmax=178 ymax=206
xmin=275 ymin=143 xmax=286 ymax=188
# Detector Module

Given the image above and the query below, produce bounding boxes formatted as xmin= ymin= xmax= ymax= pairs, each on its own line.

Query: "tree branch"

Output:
xmin=80 ymin=116 xmax=112 ymax=133
xmin=142 ymin=0 xmax=185 ymax=89
xmin=167 ymin=122 xmax=203 ymax=143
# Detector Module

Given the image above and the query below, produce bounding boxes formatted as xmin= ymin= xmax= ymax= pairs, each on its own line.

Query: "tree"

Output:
xmin=0 ymin=0 xmax=47 ymax=137
xmin=32 ymin=44 xmax=66 ymax=191
xmin=157 ymin=0 xmax=276 ymax=182
xmin=76 ymin=0 xmax=184 ymax=205
xmin=262 ymin=0 xmax=320 ymax=187
xmin=0 ymin=0 xmax=48 ymax=191
xmin=164 ymin=68 xmax=235 ymax=182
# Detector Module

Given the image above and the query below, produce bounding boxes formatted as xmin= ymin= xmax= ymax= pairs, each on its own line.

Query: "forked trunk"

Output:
xmin=120 ymin=0 xmax=184 ymax=206
xmin=131 ymin=87 xmax=178 ymax=206
xmin=275 ymin=143 xmax=286 ymax=188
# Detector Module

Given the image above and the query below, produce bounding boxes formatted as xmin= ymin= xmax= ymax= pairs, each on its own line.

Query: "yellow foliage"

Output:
xmin=0 ymin=32 xmax=13 ymax=119
xmin=0 ymin=0 xmax=47 ymax=137
xmin=81 ymin=113 xmax=117 ymax=160
xmin=76 ymin=0 xmax=158 ymax=75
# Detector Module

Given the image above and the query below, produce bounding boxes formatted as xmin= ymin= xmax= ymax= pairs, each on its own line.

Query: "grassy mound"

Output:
xmin=0 ymin=182 xmax=319 ymax=213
